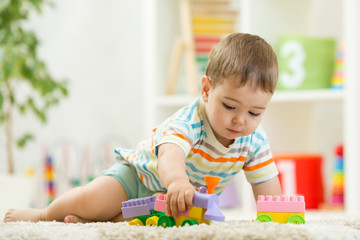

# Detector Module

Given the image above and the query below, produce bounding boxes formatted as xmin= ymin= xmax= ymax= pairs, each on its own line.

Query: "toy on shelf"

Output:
xmin=44 ymin=154 xmax=56 ymax=205
xmin=121 ymin=175 xmax=225 ymax=227
xmin=331 ymin=42 xmax=344 ymax=90
xmin=275 ymin=154 xmax=324 ymax=209
xmin=318 ymin=143 xmax=344 ymax=211
xmin=331 ymin=144 xmax=344 ymax=207
xmin=166 ymin=0 xmax=239 ymax=95
xmin=255 ymin=195 xmax=306 ymax=224
xmin=192 ymin=0 xmax=239 ymax=75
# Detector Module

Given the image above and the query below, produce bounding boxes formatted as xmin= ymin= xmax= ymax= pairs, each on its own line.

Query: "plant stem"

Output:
xmin=5 ymin=104 xmax=14 ymax=174
xmin=4 ymin=79 xmax=14 ymax=174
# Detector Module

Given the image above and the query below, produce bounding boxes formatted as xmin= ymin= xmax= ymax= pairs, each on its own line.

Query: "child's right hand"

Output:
xmin=166 ymin=179 xmax=195 ymax=218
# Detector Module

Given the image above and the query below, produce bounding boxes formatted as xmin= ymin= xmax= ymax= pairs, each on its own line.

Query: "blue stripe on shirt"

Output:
xmin=185 ymin=162 xmax=239 ymax=179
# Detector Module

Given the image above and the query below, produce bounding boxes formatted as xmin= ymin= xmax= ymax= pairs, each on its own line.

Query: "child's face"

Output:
xmin=201 ymin=76 xmax=272 ymax=147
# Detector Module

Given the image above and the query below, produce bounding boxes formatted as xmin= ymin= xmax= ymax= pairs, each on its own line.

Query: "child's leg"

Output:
xmin=4 ymin=176 xmax=128 ymax=222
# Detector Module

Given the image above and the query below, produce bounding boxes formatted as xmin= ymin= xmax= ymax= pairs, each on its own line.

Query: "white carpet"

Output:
xmin=1 ymin=217 xmax=359 ymax=240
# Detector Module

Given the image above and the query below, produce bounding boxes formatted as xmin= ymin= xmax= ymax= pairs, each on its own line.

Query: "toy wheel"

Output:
xmin=288 ymin=214 xmax=305 ymax=224
xmin=146 ymin=216 xmax=159 ymax=226
xmin=157 ymin=215 xmax=176 ymax=228
xmin=256 ymin=214 xmax=273 ymax=223
xmin=129 ymin=218 xmax=144 ymax=226
xmin=181 ymin=219 xmax=198 ymax=226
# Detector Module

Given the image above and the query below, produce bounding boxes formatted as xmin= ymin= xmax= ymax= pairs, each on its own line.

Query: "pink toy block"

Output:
xmin=154 ymin=194 xmax=167 ymax=212
xmin=154 ymin=194 xmax=190 ymax=216
xmin=256 ymin=195 xmax=305 ymax=213
xmin=154 ymin=192 xmax=225 ymax=221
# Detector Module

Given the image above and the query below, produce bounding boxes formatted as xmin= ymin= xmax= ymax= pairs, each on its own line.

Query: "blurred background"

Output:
xmin=1 ymin=0 xmax=359 ymax=217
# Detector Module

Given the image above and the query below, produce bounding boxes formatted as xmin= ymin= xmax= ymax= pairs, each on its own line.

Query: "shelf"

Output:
xmin=272 ymin=89 xmax=344 ymax=103
xmin=155 ymin=89 xmax=344 ymax=107
xmin=145 ymin=0 xmax=360 ymax=215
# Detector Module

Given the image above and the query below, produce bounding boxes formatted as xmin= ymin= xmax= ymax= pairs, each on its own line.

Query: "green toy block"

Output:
xmin=276 ymin=35 xmax=336 ymax=90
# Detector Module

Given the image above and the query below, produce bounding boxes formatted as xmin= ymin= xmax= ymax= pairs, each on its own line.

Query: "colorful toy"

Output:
xmin=166 ymin=0 xmax=239 ymax=95
xmin=44 ymin=154 xmax=56 ymax=205
xmin=331 ymin=42 xmax=344 ymax=90
xmin=192 ymin=1 xmax=239 ymax=75
xmin=121 ymin=176 xmax=225 ymax=227
xmin=331 ymin=144 xmax=344 ymax=206
xmin=275 ymin=154 xmax=324 ymax=209
xmin=255 ymin=195 xmax=306 ymax=224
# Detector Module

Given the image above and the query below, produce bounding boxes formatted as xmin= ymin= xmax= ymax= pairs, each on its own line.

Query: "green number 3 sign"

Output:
xmin=277 ymin=36 xmax=336 ymax=90
xmin=279 ymin=41 xmax=306 ymax=89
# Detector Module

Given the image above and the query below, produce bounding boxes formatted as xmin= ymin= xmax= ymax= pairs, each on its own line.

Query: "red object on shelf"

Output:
xmin=335 ymin=144 xmax=343 ymax=157
xmin=194 ymin=36 xmax=222 ymax=43
xmin=274 ymin=154 xmax=324 ymax=209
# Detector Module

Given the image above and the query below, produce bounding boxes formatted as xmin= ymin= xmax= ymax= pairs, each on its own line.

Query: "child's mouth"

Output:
xmin=227 ymin=129 xmax=240 ymax=134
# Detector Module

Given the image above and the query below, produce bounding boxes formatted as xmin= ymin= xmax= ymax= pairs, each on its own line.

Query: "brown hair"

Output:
xmin=205 ymin=33 xmax=278 ymax=93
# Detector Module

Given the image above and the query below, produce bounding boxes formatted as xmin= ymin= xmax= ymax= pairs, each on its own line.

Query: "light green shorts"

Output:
xmin=101 ymin=162 xmax=155 ymax=199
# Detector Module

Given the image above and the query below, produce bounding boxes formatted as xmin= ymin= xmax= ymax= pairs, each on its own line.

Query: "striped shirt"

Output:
xmin=115 ymin=97 xmax=278 ymax=195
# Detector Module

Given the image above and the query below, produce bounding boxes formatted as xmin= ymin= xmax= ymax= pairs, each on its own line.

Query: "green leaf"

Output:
xmin=17 ymin=133 xmax=34 ymax=148
xmin=0 ymin=0 xmax=11 ymax=12
xmin=27 ymin=98 xmax=47 ymax=123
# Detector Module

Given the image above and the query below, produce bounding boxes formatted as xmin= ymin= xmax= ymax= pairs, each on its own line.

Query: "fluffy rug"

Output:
xmin=1 ymin=218 xmax=360 ymax=240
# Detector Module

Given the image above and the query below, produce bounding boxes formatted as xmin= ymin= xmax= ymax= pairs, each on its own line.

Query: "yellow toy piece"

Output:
xmin=129 ymin=218 xmax=144 ymax=226
xmin=256 ymin=212 xmax=305 ymax=224
xmin=188 ymin=206 xmax=205 ymax=220
xmin=173 ymin=207 xmax=211 ymax=226
xmin=146 ymin=216 xmax=159 ymax=226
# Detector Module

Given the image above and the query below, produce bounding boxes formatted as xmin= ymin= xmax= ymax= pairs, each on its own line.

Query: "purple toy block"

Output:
xmin=192 ymin=191 xmax=218 ymax=209
xmin=205 ymin=202 xmax=225 ymax=222
xmin=192 ymin=191 xmax=225 ymax=222
xmin=121 ymin=196 xmax=156 ymax=218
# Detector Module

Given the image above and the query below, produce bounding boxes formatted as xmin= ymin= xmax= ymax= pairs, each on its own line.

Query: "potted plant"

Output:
xmin=0 ymin=0 xmax=68 ymax=174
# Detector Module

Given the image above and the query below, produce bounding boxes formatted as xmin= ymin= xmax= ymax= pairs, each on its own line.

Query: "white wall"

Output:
xmin=0 ymin=0 xmax=145 ymax=175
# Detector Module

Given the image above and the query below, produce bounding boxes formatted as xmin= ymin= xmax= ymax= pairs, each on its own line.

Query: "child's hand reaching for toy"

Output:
xmin=157 ymin=143 xmax=195 ymax=219
xmin=166 ymin=179 xmax=195 ymax=218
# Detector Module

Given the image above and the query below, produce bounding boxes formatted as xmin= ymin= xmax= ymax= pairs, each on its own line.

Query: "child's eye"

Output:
xmin=223 ymin=103 xmax=235 ymax=110
xmin=249 ymin=112 xmax=261 ymax=117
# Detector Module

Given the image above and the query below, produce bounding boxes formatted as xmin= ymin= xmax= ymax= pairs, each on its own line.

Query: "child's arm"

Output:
xmin=157 ymin=143 xmax=195 ymax=218
xmin=251 ymin=176 xmax=282 ymax=200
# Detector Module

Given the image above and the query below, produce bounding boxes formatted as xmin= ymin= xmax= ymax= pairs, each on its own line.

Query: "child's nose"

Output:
xmin=233 ymin=114 xmax=245 ymax=125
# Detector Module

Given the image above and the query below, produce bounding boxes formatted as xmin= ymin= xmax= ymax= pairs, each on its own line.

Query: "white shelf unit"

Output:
xmin=142 ymin=0 xmax=360 ymax=214
xmin=155 ymin=89 xmax=344 ymax=107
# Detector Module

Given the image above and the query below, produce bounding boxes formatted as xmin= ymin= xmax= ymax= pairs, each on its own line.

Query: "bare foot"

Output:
xmin=4 ymin=208 xmax=45 ymax=222
xmin=64 ymin=215 xmax=92 ymax=223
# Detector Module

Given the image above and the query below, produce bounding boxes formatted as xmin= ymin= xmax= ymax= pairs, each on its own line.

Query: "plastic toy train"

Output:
xmin=121 ymin=176 xmax=225 ymax=227
xmin=255 ymin=195 xmax=306 ymax=224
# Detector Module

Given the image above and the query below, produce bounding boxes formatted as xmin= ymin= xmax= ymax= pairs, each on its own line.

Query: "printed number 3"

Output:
xmin=279 ymin=41 xmax=306 ymax=89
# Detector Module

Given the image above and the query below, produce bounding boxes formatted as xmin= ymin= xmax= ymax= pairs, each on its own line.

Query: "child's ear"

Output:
xmin=201 ymin=76 xmax=211 ymax=102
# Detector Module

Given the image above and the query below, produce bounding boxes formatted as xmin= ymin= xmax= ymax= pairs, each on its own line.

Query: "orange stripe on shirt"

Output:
xmin=243 ymin=158 xmax=274 ymax=171
xmin=171 ymin=133 xmax=190 ymax=144
xmin=191 ymin=148 xmax=246 ymax=163
xmin=151 ymin=140 xmax=155 ymax=154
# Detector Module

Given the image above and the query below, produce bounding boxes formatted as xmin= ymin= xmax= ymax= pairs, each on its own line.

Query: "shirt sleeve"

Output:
xmin=243 ymin=126 xmax=279 ymax=184
xmin=154 ymin=119 xmax=195 ymax=158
